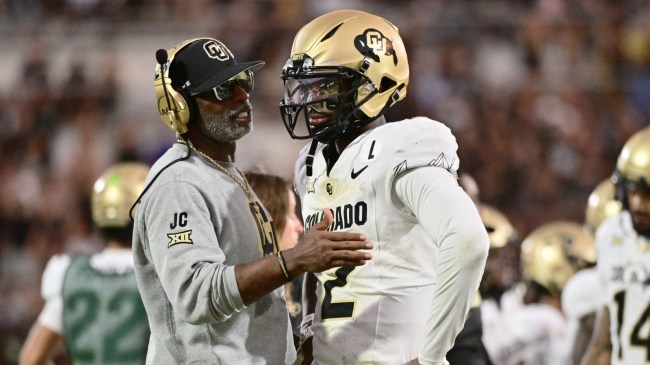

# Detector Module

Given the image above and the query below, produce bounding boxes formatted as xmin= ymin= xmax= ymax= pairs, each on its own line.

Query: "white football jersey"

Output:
xmin=294 ymin=118 xmax=462 ymax=364
xmin=561 ymin=267 xmax=604 ymax=356
xmin=482 ymin=299 xmax=569 ymax=365
xmin=562 ymin=268 xmax=604 ymax=320
xmin=501 ymin=282 xmax=525 ymax=313
xmin=596 ymin=211 xmax=650 ymax=365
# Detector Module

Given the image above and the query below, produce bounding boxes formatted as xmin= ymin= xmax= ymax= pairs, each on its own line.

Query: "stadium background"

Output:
xmin=0 ymin=0 xmax=648 ymax=363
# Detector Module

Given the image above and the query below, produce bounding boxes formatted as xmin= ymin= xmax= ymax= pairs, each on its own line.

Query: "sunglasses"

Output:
xmin=211 ymin=70 xmax=254 ymax=101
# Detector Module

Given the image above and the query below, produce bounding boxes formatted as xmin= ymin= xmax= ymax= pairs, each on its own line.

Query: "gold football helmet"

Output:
xmin=585 ymin=179 xmax=621 ymax=233
xmin=521 ymin=221 xmax=594 ymax=296
xmin=92 ymin=162 xmax=149 ymax=228
xmin=480 ymin=204 xmax=517 ymax=249
xmin=280 ymin=9 xmax=409 ymax=143
xmin=612 ymin=126 xmax=650 ymax=207
xmin=478 ymin=204 xmax=519 ymax=300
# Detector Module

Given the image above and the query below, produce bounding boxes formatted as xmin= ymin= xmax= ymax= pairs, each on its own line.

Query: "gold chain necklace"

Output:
xmin=179 ymin=138 xmax=254 ymax=202
xmin=177 ymin=138 xmax=282 ymax=258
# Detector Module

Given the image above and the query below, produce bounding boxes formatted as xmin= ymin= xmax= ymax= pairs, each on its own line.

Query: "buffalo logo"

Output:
xmin=306 ymin=178 xmax=315 ymax=193
xmin=354 ymin=29 xmax=398 ymax=65
xmin=249 ymin=201 xmax=278 ymax=256
xmin=204 ymin=40 xmax=231 ymax=61
xmin=168 ymin=230 xmax=193 ymax=247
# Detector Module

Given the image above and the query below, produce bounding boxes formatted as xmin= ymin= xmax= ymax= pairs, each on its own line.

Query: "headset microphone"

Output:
xmin=156 ymin=49 xmax=175 ymax=117
xmin=155 ymin=48 xmax=168 ymax=65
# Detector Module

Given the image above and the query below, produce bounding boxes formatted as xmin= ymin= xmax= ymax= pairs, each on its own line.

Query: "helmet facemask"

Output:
xmin=280 ymin=56 xmax=378 ymax=144
xmin=279 ymin=10 xmax=409 ymax=144
xmin=612 ymin=173 xmax=650 ymax=237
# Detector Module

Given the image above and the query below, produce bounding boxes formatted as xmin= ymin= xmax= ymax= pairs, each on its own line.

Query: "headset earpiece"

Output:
xmin=154 ymin=68 xmax=191 ymax=133
xmin=153 ymin=38 xmax=203 ymax=134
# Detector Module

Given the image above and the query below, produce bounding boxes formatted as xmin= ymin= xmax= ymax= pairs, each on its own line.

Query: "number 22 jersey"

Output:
xmin=38 ymin=251 xmax=149 ymax=365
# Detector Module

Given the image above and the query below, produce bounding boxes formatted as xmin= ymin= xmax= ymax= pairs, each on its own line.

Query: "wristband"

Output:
xmin=276 ymin=251 xmax=291 ymax=282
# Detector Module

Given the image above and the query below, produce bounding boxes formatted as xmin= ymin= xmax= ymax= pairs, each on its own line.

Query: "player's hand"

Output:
xmin=283 ymin=209 xmax=372 ymax=274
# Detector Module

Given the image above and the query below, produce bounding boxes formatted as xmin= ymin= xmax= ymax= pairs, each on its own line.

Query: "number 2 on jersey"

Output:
xmin=322 ymin=266 xmax=355 ymax=320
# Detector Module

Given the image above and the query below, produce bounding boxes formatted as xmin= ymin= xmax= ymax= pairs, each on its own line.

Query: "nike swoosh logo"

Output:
xmin=351 ymin=165 xmax=368 ymax=179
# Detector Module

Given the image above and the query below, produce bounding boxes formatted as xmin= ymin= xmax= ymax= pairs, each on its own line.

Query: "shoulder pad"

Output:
xmin=382 ymin=118 xmax=459 ymax=177
xmin=41 ymin=254 xmax=71 ymax=300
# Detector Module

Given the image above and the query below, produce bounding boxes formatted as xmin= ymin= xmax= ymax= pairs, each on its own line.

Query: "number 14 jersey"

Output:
xmin=596 ymin=211 xmax=650 ymax=365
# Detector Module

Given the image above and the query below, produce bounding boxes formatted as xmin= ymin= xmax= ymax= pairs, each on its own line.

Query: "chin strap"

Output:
xmin=305 ymin=139 xmax=319 ymax=178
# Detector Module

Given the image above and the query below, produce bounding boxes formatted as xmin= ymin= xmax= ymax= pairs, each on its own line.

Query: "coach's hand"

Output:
xmin=282 ymin=209 xmax=372 ymax=274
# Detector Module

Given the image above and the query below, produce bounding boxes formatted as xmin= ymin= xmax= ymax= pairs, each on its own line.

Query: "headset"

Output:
xmin=129 ymin=39 xmax=208 ymax=220
xmin=153 ymin=38 xmax=204 ymax=134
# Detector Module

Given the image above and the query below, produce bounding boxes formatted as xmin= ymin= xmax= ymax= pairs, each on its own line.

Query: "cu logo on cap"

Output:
xmin=203 ymin=41 xmax=230 ymax=61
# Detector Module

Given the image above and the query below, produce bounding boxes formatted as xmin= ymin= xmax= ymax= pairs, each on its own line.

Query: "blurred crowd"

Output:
xmin=0 ymin=0 xmax=649 ymax=363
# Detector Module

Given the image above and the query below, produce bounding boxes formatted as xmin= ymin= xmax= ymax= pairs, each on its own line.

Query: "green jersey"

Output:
xmin=62 ymin=254 xmax=149 ymax=365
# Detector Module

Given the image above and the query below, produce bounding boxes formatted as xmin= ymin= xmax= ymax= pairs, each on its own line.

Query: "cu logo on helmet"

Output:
xmin=367 ymin=31 xmax=388 ymax=54
xmin=355 ymin=29 xmax=397 ymax=65
xmin=204 ymin=41 xmax=230 ymax=61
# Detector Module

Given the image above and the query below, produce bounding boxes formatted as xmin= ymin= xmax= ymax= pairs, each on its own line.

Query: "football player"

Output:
xmin=514 ymin=221 xmax=590 ymax=364
xmin=561 ymin=179 xmax=620 ymax=365
xmin=582 ymin=126 xmax=650 ymax=365
xmin=280 ymin=9 xmax=489 ymax=365
xmin=585 ymin=180 xmax=624 ymax=234
xmin=19 ymin=162 xmax=150 ymax=365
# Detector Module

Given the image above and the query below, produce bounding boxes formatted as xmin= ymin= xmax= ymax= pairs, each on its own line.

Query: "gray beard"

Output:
xmin=199 ymin=107 xmax=252 ymax=142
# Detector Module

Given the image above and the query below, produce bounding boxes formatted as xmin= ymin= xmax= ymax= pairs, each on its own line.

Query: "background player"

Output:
xmin=19 ymin=162 xmax=150 ymax=365
xmin=582 ymin=126 xmax=650 ymax=365
xmin=561 ymin=179 xmax=620 ymax=365
xmin=483 ymin=221 xmax=588 ymax=364
xmin=280 ymin=9 xmax=489 ymax=365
